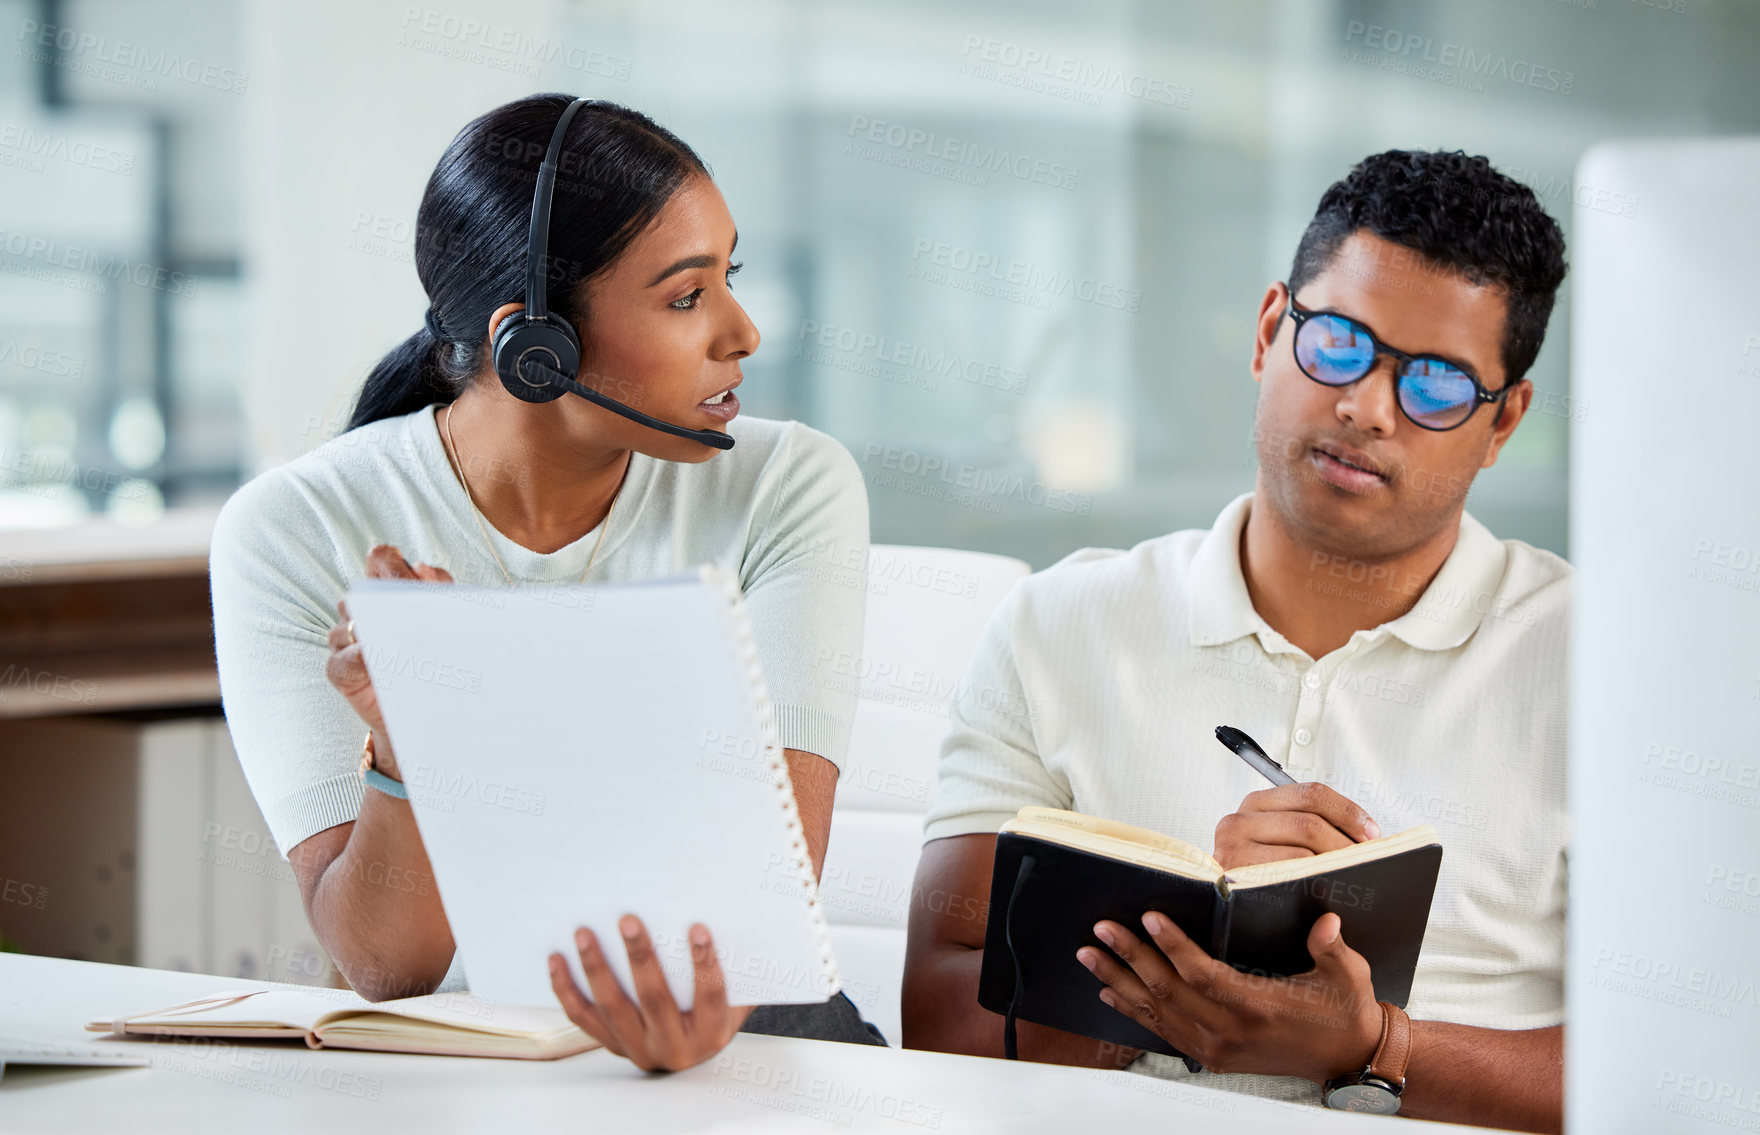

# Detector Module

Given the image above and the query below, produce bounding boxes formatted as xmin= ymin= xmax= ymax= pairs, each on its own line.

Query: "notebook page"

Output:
xmin=343 ymin=566 xmax=838 ymax=1012
xmin=363 ymin=994 xmax=576 ymax=1037
xmin=113 ymin=988 xmax=367 ymax=1030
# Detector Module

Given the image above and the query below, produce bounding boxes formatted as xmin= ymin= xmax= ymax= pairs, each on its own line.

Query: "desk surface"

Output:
xmin=0 ymin=955 xmax=1516 ymax=1134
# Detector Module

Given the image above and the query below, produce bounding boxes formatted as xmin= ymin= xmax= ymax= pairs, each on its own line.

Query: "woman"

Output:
xmin=209 ymin=94 xmax=879 ymax=1070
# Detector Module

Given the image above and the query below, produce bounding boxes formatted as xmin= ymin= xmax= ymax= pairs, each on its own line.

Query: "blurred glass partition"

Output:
xmin=0 ymin=0 xmax=244 ymax=529
xmin=538 ymin=0 xmax=1760 ymax=565
xmin=14 ymin=0 xmax=1747 ymax=560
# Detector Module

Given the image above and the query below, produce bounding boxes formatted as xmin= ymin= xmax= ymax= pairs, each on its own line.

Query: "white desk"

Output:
xmin=0 ymin=954 xmax=1511 ymax=1133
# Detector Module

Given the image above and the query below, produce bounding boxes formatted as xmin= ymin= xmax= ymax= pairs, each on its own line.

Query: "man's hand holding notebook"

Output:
xmin=976 ymin=806 xmax=1443 ymax=1070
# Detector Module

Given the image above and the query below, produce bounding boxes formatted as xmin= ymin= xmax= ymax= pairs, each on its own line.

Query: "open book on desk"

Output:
xmin=88 ymin=988 xmax=596 ymax=1059
xmin=978 ymin=807 xmax=1443 ymax=1060
xmin=342 ymin=565 xmax=838 ymax=1012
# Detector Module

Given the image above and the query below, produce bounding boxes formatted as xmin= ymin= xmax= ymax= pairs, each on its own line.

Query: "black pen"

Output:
xmin=1214 ymin=725 xmax=1297 ymax=787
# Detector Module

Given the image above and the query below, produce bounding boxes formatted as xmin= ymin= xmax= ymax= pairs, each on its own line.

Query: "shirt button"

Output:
xmin=1304 ymin=671 xmax=1321 ymax=690
xmin=1294 ymin=727 xmax=1313 ymax=746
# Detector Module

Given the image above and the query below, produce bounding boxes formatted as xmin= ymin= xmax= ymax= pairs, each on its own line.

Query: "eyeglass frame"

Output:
xmin=1280 ymin=294 xmax=1514 ymax=432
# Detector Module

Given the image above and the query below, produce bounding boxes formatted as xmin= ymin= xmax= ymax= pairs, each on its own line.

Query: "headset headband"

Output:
xmin=490 ymin=96 xmax=735 ymax=449
xmin=524 ymin=97 xmax=590 ymax=323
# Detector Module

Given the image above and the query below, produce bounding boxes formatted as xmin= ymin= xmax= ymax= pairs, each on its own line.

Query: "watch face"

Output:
xmin=1326 ymin=1082 xmax=1401 ymax=1115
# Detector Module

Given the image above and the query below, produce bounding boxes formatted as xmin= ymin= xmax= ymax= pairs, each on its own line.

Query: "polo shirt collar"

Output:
xmin=1184 ymin=491 xmax=1509 ymax=654
xmin=1384 ymin=507 xmax=1507 ymax=651
xmin=1186 ymin=492 xmax=1267 ymax=648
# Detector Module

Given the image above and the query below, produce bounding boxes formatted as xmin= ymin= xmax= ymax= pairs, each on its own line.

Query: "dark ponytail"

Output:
xmin=346 ymin=93 xmax=710 ymax=432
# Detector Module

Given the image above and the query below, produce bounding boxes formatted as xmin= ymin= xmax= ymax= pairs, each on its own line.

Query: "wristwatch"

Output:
xmin=1323 ymin=1000 xmax=1410 ymax=1114
xmin=357 ymin=731 xmax=408 ymax=800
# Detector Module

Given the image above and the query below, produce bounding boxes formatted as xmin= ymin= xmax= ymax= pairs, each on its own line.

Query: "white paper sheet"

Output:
xmin=342 ymin=566 xmax=838 ymax=1011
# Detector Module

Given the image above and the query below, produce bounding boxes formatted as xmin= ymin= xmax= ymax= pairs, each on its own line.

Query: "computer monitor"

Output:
xmin=1568 ymin=138 xmax=1760 ymax=1134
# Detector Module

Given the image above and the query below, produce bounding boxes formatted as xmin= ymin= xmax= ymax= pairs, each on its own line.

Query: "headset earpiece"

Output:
xmin=492 ymin=308 xmax=582 ymax=404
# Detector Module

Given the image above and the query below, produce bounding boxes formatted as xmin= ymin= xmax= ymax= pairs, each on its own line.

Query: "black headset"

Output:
xmin=489 ymin=97 xmax=735 ymax=451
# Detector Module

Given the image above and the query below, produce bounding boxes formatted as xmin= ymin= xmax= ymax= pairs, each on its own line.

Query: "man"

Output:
xmin=902 ymin=150 xmax=1569 ymax=1134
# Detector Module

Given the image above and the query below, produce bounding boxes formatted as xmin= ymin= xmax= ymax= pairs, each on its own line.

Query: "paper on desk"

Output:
xmin=342 ymin=567 xmax=838 ymax=1012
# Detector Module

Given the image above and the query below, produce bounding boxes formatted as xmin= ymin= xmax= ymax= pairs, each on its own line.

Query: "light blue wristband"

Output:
xmin=363 ymin=766 xmax=408 ymax=800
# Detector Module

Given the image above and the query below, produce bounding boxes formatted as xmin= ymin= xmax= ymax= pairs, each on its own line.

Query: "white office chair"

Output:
xmin=817 ymin=544 xmax=1031 ymax=1046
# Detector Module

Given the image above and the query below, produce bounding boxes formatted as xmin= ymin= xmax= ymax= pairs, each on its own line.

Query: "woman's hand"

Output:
xmin=548 ymin=915 xmax=754 ymax=1072
xmin=326 ymin=545 xmax=454 ymax=778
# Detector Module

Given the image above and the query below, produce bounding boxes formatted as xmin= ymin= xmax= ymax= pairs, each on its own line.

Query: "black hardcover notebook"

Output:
xmin=976 ymin=807 xmax=1443 ymax=1063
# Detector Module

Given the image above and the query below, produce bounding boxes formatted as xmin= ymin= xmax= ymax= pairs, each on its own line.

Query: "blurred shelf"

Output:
xmin=0 ymin=507 xmax=219 ymax=719
xmin=1 ymin=507 xmax=218 ymax=585
xmin=0 ymin=642 xmax=220 ymax=720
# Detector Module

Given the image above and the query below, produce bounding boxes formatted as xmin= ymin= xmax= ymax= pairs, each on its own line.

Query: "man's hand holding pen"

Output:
xmin=1079 ymin=725 xmax=1387 ymax=1079
xmin=1214 ymin=782 xmax=1382 ymax=870
xmin=1208 ymin=725 xmax=1382 ymax=867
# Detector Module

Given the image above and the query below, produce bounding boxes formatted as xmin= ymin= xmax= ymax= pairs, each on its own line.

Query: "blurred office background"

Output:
xmin=0 ymin=0 xmax=1753 ymax=979
xmin=5 ymin=0 xmax=1757 ymax=561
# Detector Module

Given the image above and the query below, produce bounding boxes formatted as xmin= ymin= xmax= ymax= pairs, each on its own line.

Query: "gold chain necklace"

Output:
xmin=442 ymin=402 xmax=620 ymax=586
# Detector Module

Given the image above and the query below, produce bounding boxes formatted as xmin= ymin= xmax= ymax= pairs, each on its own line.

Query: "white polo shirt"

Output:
xmin=923 ymin=491 xmax=1571 ymax=1106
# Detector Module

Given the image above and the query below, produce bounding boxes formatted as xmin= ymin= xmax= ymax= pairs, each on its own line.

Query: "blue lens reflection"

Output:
xmin=1400 ymin=361 xmax=1478 ymax=428
xmin=1297 ymin=314 xmax=1374 ymax=383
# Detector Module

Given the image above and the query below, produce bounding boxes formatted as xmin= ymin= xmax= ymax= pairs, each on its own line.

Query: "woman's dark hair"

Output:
xmin=347 ymin=94 xmax=710 ymax=431
xmin=1287 ymin=149 xmax=1568 ymax=387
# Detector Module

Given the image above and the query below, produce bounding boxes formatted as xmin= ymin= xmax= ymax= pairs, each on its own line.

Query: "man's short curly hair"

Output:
xmin=1287 ymin=150 xmax=1569 ymax=387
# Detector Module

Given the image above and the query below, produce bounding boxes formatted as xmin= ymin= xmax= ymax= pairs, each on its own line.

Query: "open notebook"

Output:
xmin=87 ymin=988 xmax=596 ymax=1059
xmin=342 ymin=564 xmax=838 ymax=1011
xmin=978 ymin=807 xmax=1444 ymax=1061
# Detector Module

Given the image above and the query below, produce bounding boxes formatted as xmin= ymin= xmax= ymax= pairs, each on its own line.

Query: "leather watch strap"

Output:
xmin=1368 ymin=1000 xmax=1412 ymax=1087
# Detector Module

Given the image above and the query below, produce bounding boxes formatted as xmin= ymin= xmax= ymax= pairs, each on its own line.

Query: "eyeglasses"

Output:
xmin=1282 ymin=295 xmax=1511 ymax=431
